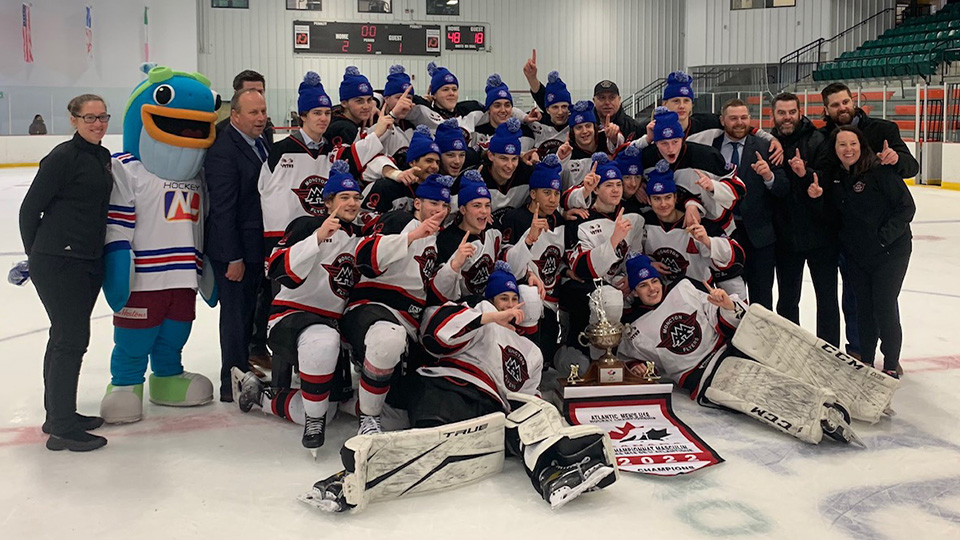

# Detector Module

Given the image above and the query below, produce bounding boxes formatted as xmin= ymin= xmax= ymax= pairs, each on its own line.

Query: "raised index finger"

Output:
xmin=401 ymin=85 xmax=411 ymax=99
xmin=460 ymin=230 xmax=471 ymax=245
xmin=590 ymin=160 xmax=598 ymax=174
xmin=616 ymin=208 xmax=625 ymax=221
xmin=702 ymin=280 xmax=715 ymax=292
xmin=532 ymin=49 xmax=537 ymax=63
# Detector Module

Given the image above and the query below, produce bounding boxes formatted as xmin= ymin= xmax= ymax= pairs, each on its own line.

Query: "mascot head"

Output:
xmin=123 ymin=65 xmax=221 ymax=180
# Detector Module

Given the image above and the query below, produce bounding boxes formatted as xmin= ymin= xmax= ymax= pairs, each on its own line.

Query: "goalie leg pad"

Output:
xmin=731 ymin=304 xmax=899 ymax=423
xmin=704 ymin=356 xmax=852 ymax=445
xmin=306 ymin=412 xmax=506 ymax=513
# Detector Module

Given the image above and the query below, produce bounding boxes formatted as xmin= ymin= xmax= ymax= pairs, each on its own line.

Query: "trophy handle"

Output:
xmin=577 ymin=332 xmax=590 ymax=348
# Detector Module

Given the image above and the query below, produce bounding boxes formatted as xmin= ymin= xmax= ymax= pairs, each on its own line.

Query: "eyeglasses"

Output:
xmin=73 ymin=114 xmax=111 ymax=124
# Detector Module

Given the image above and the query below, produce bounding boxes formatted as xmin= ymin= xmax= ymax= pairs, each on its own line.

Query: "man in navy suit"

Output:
xmin=204 ymin=89 xmax=269 ymax=401
xmin=713 ymin=99 xmax=788 ymax=310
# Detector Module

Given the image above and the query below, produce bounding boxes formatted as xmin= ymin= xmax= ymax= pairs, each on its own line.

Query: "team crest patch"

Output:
xmin=535 ymin=245 xmax=562 ymax=287
xmin=546 ymin=93 xmax=555 ymax=102
xmin=537 ymin=139 xmax=562 ymax=159
xmin=444 ymin=74 xmax=455 ymax=83
xmin=453 ymin=140 xmax=464 ymax=150
xmin=358 ymin=83 xmax=370 ymax=93
xmin=414 ymin=245 xmax=439 ymax=282
xmin=662 ymin=127 xmax=674 ymax=138
xmin=430 ymin=143 xmax=440 ymax=153
xmin=657 ymin=311 xmax=702 ymax=355
xmin=628 ymin=165 xmax=639 ymax=175
xmin=550 ymin=179 xmax=561 ymax=190
xmin=163 ymin=190 xmax=201 ymax=223
xmin=500 ymin=344 xmax=529 ymax=392
xmin=440 ymin=187 xmax=451 ymax=199
xmin=498 ymin=90 xmax=508 ymax=98
xmin=322 ymin=253 xmax=359 ymax=299
xmin=463 ymin=254 xmax=494 ymax=295
xmin=319 ymin=96 xmax=331 ymax=107
xmin=606 ymin=169 xmax=618 ymax=179
xmin=651 ymin=182 xmax=666 ymax=193
xmin=477 ymin=186 xmax=491 ymax=197
xmin=505 ymin=144 xmax=517 ymax=154
xmin=652 ymin=247 xmax=689 ymax=281
xmin=680 ymin=87 xmax=690 ymax=96
xmin=853 ymin=181 xmax=866 ymax=193
xmin=292 ymin=175 xmax=327 ymax=215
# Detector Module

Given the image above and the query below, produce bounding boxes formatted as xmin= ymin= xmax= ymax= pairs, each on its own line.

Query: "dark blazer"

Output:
xmin=713 ymin=133 xmax=788 ymax=248
xmin=204 ymin=124 xmax=268 ymax=264
xmin=814 ymin=108 xmax=920 ymax=179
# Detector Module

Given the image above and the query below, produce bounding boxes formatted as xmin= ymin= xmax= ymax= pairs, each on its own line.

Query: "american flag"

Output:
xmin=22 ymin=3 xmax=34 ymax=63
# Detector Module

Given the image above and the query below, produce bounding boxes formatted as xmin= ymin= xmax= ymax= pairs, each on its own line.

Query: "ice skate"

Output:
xmin=298 ymin=470 xmax=354 ymax=513
xmin=358 ymin=414 xmax=383 ymax=436
xmin=231 ymin=367 xmax=264 ymax=413
xmin=303 ymin=414 xmax=326 ymax=458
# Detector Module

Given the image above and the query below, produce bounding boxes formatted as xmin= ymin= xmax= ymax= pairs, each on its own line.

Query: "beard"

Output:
xmin=775 ymin=120 xmax=796 ymax=135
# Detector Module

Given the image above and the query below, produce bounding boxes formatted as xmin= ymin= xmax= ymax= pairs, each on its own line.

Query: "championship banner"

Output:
xmin=564 ymin=383 xmax=723 ymax=476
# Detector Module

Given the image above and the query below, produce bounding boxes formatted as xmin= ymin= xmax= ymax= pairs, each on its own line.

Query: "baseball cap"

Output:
xmin=593 ymin=80 xmax=620 ymax=96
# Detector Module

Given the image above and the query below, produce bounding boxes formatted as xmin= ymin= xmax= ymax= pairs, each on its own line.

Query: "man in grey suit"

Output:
xmin=712 ymin=99 xmax=788 ymax=310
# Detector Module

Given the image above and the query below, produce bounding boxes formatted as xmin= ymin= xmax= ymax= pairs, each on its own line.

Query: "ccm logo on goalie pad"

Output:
xmin=750 ymin=407 xmax=793 ymax=430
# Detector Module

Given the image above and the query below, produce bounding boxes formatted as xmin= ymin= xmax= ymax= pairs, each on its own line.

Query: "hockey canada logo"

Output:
xmin=662 ymin=127 xmax=674 ymax=138
xmin=414 ymin=245 xmax=439 ymax=283
xmin=163 ymin=190 xmax=201 ymax=223
xmin=322 ymin=253 xmax=360 ymax=299
xmin=535 ymin=245 xmax=562 ymax=287
xmin=463 ymin=254 xmax=494 ymax=295
xmin=500 ymin=344 xmax=529 ymax=392
xmin=657 ymin=311 xmax=702 ymax=355
xmin=652 ymin=247 xmax=690 ymax=282
xmin=292 ymin=175 xmax=327 ymax=215
xmin=853 ymin=181 xmax=866 ymax=193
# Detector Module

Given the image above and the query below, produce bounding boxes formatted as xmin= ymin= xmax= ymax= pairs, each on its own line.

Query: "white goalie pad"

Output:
xmin=338 ymin=413 xmax=506 ymax=512
xmin=731 ymin=305 xmax=899 ymax=423
xmin=705 ymin=356 xmax=839 ymax=444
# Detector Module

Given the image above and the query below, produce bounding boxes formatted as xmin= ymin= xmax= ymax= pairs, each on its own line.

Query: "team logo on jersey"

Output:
xmin=358 ymin=83 xmax=370 ymax=93
xmin=163 ymin=191 xmax=201 ymax=222
xmin=652 ymin=247 xmax=689 ymax=281
xmin=662 ymin=127 xmax=674 ymax=138
xmin=463 ymin=253 xmax=494 ymax=295
xmin=292 ymin=175 xmax=327 ymax=215
xmin=280 ymin=156 xmax=295 ymax=169
xmin=414 ymin=245 xmax=439 ymax=283
xmin=537 ymin=139 xmax=562 ymax=159
xmin=453 ymin=140 xmax=465 ymax=150
xmin=500 ymin=344 xmax=529 ymax=392
xmin=535 ymin=245 xmax=562 ymax=287
xmin=853 ymin=181 xmax=866 ymax=193
xmin=657 ymin=311 xmax=702 ymax=355
xmin=322 ymin=253 xmax=360 ymax=299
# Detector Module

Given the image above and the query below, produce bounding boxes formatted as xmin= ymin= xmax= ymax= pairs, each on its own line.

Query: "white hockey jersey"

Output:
xmin=641 ymin=211 xmax=739 ymax=285
xmin=432 ymin=224 xmax=532 ymax=303
xmin=618 ymin=279 xmax=747 ymax=395
xmin=420 ymin=300 xmax=543 ymax=409
xmin=528 ymin=120 xmax=569 ymax=159
xmin=266 ymin=214 xmax=362 ymax=328
xmin=106 ymin=153 xmax=203 ymax=292
xmin=499 ymin=207 xmax=566 ymax=311
xmin=349 ymin=210 xmax=438 ymax=335
xmin=565 ymin=207 xmax=645 ymax=287
xmin=462 ymin=110 xmax=535 ymax=154
xmin=258 ymin=133 xmax=384 ymax=241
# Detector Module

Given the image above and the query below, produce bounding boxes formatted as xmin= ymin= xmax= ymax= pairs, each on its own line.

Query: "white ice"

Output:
xmin=1 ymin=166 xmax=959 ymax=540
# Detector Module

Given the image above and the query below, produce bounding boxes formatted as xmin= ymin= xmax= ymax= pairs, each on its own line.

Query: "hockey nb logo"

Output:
xmin=163 ymin=190 xmax=201 ymax=223
xmin=500 ymin=344 xmax=529 ymax=392
xmin=657 ymin=311 xmax=702 ymax=355
xmin=292 ymin=175 xmax=327 ymax=215
xmin=323 ymin=253 xmax=360 ymax=299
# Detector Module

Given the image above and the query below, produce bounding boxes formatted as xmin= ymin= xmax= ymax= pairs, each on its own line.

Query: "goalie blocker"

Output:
xmin=299 ymin=393 xmax=617 ymax=513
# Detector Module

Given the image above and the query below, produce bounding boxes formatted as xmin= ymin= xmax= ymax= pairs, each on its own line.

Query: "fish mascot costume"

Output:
xmin=100 ymin=65 xmax=220 ymax=423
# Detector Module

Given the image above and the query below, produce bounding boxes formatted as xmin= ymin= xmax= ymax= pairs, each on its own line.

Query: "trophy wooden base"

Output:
xmin=559 ymin=356 xmax=661 ymax=387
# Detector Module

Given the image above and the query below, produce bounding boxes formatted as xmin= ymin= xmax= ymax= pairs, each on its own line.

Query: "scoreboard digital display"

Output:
xmin=293 ymin=21 xmax=441 ymax=56
xmin=445 ymin=25 xmax=486 ymax=51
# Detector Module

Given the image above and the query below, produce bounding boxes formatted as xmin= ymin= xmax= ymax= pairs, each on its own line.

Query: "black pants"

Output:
xmin=211 ymin=259 xmax=261 ymax=393
xmin=846 ymin=250 xmax=911 ymax=371
xmin=732 ymin=224 xmax=776 ymax=310
xmin=30 ymin=253 xmax=104 ymax=436
xmin=775 ymin=244 xmax=841 ymax=347
xmin=249 ymin=274 xmax=274 ymax=356
xmin=407 ymin=375 xmax=502 ymax=428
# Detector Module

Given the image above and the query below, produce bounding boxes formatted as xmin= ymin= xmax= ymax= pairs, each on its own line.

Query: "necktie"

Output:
xmin=730 ymin=141 xmax=741 ymax=167
xmin=254 ymin=138 xmax=267 ymax=162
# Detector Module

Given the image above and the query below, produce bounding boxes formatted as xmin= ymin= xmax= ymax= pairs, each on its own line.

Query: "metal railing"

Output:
xmin=778 ymin=7 xmax=897 ymax=88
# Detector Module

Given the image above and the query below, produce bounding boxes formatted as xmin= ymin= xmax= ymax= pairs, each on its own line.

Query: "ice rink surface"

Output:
xmin=1 ymin=166 xmax=958 ymax=540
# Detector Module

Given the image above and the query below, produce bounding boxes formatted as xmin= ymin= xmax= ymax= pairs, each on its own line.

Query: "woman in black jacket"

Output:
xmin=810 ymin=125 xmax=915 ymax=378
xmin=18 ymin=94 xmax=113 ymax=451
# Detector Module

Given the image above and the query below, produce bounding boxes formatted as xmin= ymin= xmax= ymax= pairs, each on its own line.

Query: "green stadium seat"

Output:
xmin=865 ymin=58 xmax=883 ymax=78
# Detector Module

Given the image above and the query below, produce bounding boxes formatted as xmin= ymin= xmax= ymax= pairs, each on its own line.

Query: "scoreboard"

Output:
xmin=444 ymin=25 xmax=486 ymax=51
xmin=293 ymin=21 xmax=441 ymax=56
